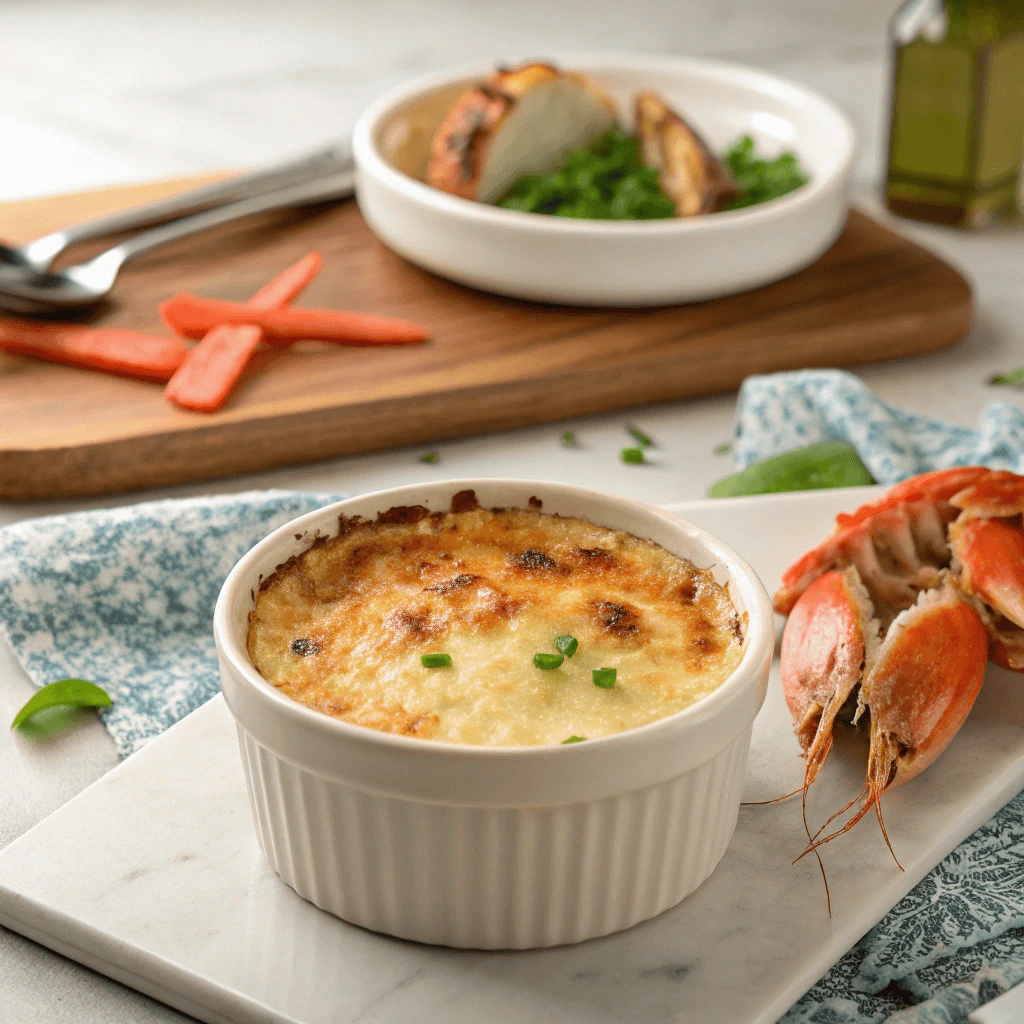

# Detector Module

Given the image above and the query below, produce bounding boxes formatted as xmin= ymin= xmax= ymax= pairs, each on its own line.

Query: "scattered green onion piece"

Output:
xmin=621 ymin=447 xmax=645 ymax=465
xmin=593 ymin=667 xmax=617 ymax=688
xmin=562 ymin=430 xmax=576 ymax=447
xmin=419 ymin=452 xmax=438 ymax=464
xmin=11 ymin=678 xmax=111 ymax=730
xmin=421 ymin=653 xmax=452 ymax=668
xmin=708 ymin=441 xmax=875 ymax=498
xmin=533 ymin=652 xmax=564 ymax=670
xmin=627 ymin=424 xmax=653 ymax=448
xmin=563 ymin=735 xmax=587 ymax=744
xmin=714 ymin=442 xmax=733 ymax=455
xmin=554 ymin=634 xmax=578 ymax=658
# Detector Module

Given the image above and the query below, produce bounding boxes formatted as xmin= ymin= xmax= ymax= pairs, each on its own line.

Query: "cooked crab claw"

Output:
xmin=773 ymin=466 xmax=1021 ymax=863
xmin=785 ymin=574 xmax=988 ymax=862
xmin=780 ymin=568 xmax=876 ymax=792
xmin=951 ymin=515 xmax=1024 ymax=668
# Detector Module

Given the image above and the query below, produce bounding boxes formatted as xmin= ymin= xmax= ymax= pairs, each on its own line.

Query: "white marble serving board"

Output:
xmin=2 ymin=489 xmax=1024 ymax=1024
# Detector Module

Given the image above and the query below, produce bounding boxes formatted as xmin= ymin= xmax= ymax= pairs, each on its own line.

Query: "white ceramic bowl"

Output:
xmin=215 ymin=480 xmax=773 ymax=948
xmin=352 ymin=53 xmax=855 ymax=306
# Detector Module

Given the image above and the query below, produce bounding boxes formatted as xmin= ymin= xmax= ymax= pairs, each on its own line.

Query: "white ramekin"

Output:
xmin=352 ymin=53 xmax=855 ymax=306
xmin=215 ymin=480 xmax=773 ymax=949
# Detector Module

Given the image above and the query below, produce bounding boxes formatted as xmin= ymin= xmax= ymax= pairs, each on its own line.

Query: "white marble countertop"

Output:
xmin=1 ymin=0 xmax=1023 ymax=1020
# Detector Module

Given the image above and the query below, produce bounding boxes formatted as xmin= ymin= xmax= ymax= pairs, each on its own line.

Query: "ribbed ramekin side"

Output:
xmin=235 ymin=725 xmax=752 ymax=949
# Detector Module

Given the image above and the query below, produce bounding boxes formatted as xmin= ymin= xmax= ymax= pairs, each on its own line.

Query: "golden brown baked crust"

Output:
xmin=247 ymin=491 xmax=744 ymax=746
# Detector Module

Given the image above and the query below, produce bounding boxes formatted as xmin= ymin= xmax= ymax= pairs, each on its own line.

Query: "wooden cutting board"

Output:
xmin=0 ymin=176 xmax=971 ymax=501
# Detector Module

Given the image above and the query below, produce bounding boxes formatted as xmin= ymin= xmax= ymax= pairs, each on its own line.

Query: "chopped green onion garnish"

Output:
xmin=563 ymin=735 xmax=586 ymax=744
xmin=562 ymin=430 xmax=576 ymax=447
xmin=554 ymin=634 xmax=578 ymax=658
xmin=533 ymin=652 xmax=564 ymax=670
xmin=621 ymin=447 xmax=645 ymax=465
xmin=593 ymin=667 xmax=617 ymax=688
xmin=627 ymin=424 xmax=653 ymax=448
xmin=714 ymin=442 xmax=733 ymax=455
xmin=421 ymin=653 xmax=452 ymax=668
xmin=419 ymin=452 xmax=438 ymax=463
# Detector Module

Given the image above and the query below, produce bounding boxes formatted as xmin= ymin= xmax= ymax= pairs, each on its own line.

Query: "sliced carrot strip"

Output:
xmin=250 ymin=251 xmax=323 ymax=351
xmin=160 ymin=293 xmax=428 ymax=345
xmin=249 ymin=252 xmax=323 ymax=310
xmin=163 ymin=325 xmax=262 ymax=412
xmin=0 ymin=321 xmax=186 ymax=382
xmin=164 ymin=252 xmax=324 ymax=412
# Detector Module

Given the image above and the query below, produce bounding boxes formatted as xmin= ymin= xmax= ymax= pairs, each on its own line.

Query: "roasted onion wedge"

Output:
xmin=425 ymin=63 xmax=617 ymax=204
xmin=634 ymin=90 xmax=739 ymax=216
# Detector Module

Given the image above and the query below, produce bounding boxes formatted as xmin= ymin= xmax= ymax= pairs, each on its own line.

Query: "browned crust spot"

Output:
xmin=424 ymin=573 xmax=480 ymax=595
xmin=451 ymin=489 xmax=480 ymax=513
xmin=591 ymin=599 xmax=642 ymax=639
xmin=377 ymin=505 xmax=430 ymax=526
xmin=509 ymin=547 xmax=564 ymax=573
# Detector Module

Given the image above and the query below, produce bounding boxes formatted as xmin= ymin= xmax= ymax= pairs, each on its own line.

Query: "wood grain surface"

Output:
xmin=0 ymin=177 xmax=971 ymax=501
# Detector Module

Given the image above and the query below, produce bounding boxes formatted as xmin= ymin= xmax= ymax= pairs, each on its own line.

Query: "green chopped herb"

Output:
xmin=627 ymin=424 xmax=653 ymax=448
xmin=621 ymin=446 xmax=645 ymax=465
xmin=991 ymin=368 xmax=1024 ymax=386
xmin=714 ymin=442 xmax=733 ymax=456
xmin=562 ymin=430 xmax=576 ymax=447
xmin=722 ymin=135 xmax=810 ymax=210
xmin=498 ymin=131 xmax=807 ymax=222
xmin=708 ymin=441 xmax=875 ymax=498
xmin=11 ymin=678 xmax=111 ymax=730
xmin=563 ymin=735 xmax=587 ymax=744
xmin=554 ymin=634 xmax=579 ymax=658
xmin=533 ymin=652 xmax=565 ymax=670
xmin=421 ymin=653 xmax=452 ymax=668
xmin=499 ymin=130 xmax=677 ymax=221
xmin=419 ymin=452 xmax=438 ymax=464
xmin=593 ymin=667 xmax=617 ymax=688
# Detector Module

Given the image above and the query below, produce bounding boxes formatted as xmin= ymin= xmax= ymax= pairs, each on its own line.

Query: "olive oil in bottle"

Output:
xmin=886 ymin=0 xmax=1024 ymax=226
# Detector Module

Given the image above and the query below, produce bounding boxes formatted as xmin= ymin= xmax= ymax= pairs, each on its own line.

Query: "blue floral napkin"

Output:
xmin=0 ymin=490 xmax=338 ymax=757
xmin=734 ymin=369 xmax=1024 ymax=483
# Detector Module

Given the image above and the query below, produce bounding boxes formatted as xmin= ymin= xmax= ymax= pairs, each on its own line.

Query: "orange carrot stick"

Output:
xmin=160 ymin=293 xmax=428 ymax=345
xmin=164 ymin=252 xmax=323 ymax=412
xmin=249 ymin=251 xmax=323 ymax=351
xmin=0 ymin=320 xmax=187 ymax=382
xmin=163 ymin=325 xmax=262 ymax=412
xmin=249 ymin=251 xmax=322 ymax=309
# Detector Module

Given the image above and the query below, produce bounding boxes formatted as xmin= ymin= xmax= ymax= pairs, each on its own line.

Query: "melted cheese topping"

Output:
xmin=247 ymin=499 xmax=745 ymax=747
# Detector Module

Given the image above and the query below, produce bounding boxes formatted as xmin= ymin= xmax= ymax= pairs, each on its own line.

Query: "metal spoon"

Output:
xmin=0 ymin=145 xmax=353 ymax=278
xmin=0 ymin=169 xmax=356 ymax=315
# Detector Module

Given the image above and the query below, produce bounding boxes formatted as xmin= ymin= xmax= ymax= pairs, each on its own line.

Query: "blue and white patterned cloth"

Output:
xmin=735 ymin=369 xmax=1024 ymax=482
xmin=3 ymin=384 xmax=1024 ymax=1023
xmin=0 ymin=490 xmax=338 ymax=757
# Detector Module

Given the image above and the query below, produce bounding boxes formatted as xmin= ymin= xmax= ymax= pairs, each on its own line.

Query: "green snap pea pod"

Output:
xmin=11 ymin=678 xmax=111 ymax=729
xmin=708 ymin=441 xmax=875 ymax=498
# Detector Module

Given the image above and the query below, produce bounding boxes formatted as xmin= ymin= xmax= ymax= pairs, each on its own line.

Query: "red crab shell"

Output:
xmin=773 ymin=467 xmax=1024 ymax=857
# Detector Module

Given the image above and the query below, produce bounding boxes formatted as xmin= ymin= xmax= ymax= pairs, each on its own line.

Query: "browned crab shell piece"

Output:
xmin=425 ymin=62 xmax=617 ymax=204
xmin=634 ymin=90 xmax=739 ymax=216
